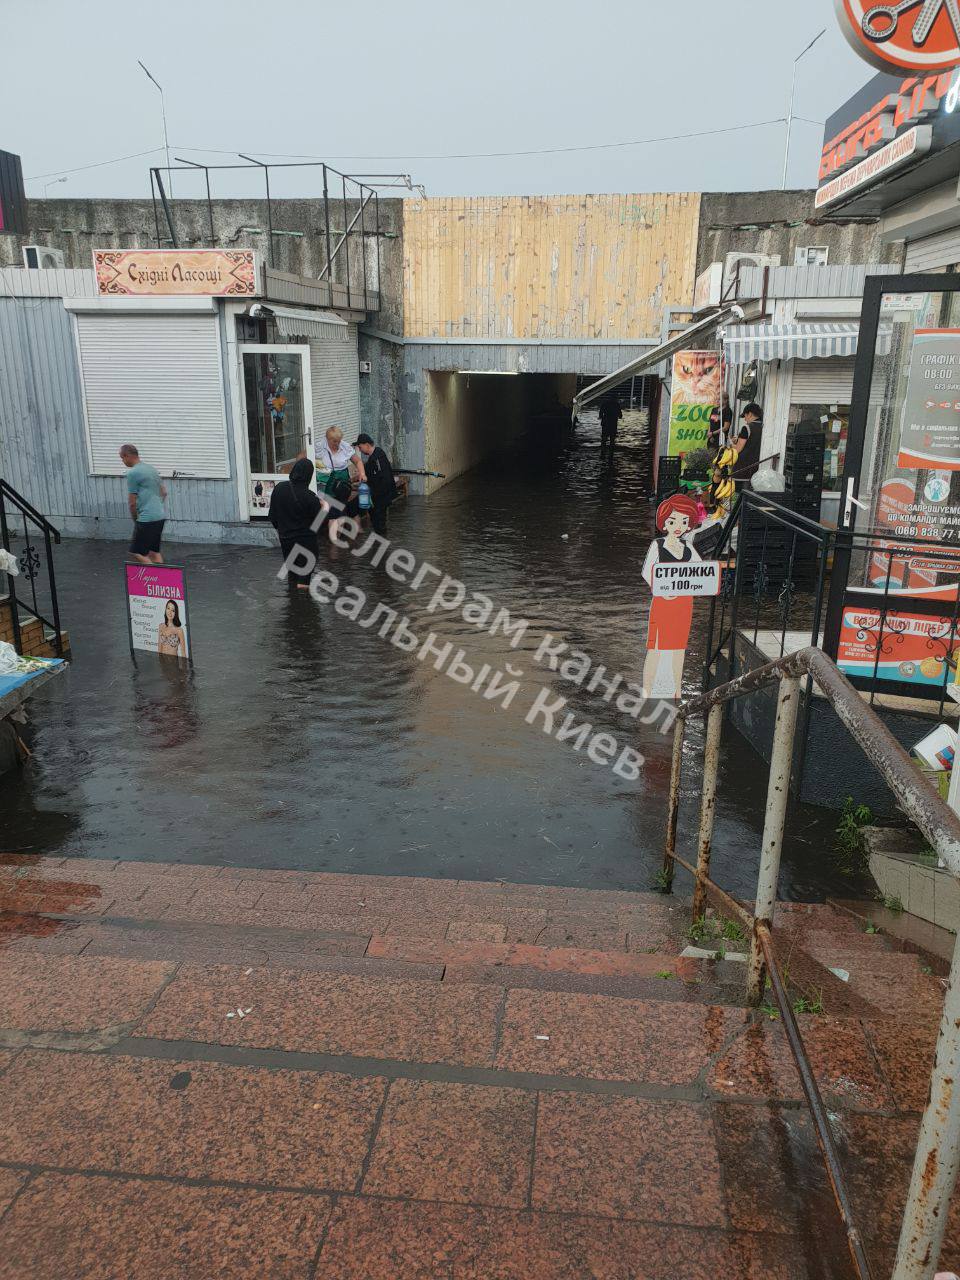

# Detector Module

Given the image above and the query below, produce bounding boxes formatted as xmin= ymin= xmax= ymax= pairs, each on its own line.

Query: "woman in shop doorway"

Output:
xmin=157 ymin=600 xmax=187 ymax=658
xmin=268 ymin=457 xmax=323 ymax=588
xmin=641 ymin=494 xmax=702 ymax=701
xmin=320 ymin=426 xmax=367 ymax=545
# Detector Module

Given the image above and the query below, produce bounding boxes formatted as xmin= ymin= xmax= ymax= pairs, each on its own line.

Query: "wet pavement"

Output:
xmin=0 ymin=855 xmax=952 ymax=1278
xmin=2 ymin=412 xmax=842 ymax=897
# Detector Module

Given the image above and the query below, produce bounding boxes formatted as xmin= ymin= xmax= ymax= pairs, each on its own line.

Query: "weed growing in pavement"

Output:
xmin=760 ymin=1003 xmax=780 ymax=1020
xmin=880 ymin=894 xmax=904 ymax=914
xmin=920 ymin=963 xmax=933 ymax=976
xmin=689 ymin=914 xmax=745 ymax=951
xmin=655 ymin=970 xmax=673 ymax=980
xmin=834 ymin=797 xmax=873 ymax=875
xmin=865 ymin=921 xmax=880 ymax=935
xmin=793 ymin=990 xmax=825 ymax=1016
xmin=653 ymin=868 xmax=672 ymax=894
xmin=720 ymin=917 xmax=746 ymax=944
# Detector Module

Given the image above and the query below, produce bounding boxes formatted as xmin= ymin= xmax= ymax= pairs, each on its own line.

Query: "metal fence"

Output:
xmin=665 ymin=646 xmax=960 ymax=1279
xmin=0 ymin=478 xmax=63 ymax=657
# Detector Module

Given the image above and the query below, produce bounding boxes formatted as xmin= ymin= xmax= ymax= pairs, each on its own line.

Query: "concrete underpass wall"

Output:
xmin=422 ymin=371 xmax=573 ymax=494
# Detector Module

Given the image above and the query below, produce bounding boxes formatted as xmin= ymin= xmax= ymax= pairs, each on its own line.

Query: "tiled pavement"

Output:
xmin=0 ymin=855 xmax=954 ymax=1278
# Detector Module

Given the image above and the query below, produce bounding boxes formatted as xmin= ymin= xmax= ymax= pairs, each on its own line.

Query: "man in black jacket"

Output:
xmin=355 ymin=433 xmax=399 ymax=536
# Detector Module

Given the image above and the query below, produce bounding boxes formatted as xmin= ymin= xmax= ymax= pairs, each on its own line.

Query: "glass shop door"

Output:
xmin=241 ymin=344 xmax=314 ymax=517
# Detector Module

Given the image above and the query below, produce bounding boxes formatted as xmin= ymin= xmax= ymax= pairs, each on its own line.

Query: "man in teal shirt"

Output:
xmin=119 ymin=444 xmax=167 ymax=564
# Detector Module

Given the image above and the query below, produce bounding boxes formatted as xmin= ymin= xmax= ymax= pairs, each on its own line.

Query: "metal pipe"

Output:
xmin=342 ymin=172 xmax=352 ymax=310
xmin=360 ymin=185 xmax=368 ymax=304
xmin=44 ymin=526 xmax=62 ymax=658
xmin=149 ymin=169 xmax=161 ymax=247
xmin=691 ymin=703 xmax=723 ymax=921
xmin=669 ymin=850 xmax=753 ymax=926
xmin=746 ymin=674 xmax=801 ymax=1004
xmin=154 ymin=168 xmax=178 ymax=248
xmin=661 ymin=715 xmax=686 ymax=893
xmin=323 ymin=166 xmax=333 ymax=283
xmin=757 ymin=926 xmax=874 ymax=1279
xmin=893 ymin=928 xmax=960 ymax=1279
xmin=375 ymin=191 xmax=381 ymax=295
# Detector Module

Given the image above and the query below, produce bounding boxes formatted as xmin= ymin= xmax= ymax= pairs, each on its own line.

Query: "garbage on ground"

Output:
xmin=828 ymin=967 xmax=850 ymax=983
xmin=0 ymin=550 xmax=18 ymax=577
xmin=912 ymin=724 xmax=958 ymax=771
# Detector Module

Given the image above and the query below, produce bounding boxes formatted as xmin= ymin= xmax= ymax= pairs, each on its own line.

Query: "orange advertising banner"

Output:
xmin=93 ymin=248 xmax=257 ymax=297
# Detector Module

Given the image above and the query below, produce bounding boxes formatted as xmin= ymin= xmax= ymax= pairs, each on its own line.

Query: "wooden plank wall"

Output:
xmin=402 ymin=193 xmax=702 ymax=341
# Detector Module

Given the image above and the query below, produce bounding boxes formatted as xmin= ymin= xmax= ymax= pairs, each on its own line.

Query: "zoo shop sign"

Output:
xmin=667 ymin=351 xmax=723 ymax=459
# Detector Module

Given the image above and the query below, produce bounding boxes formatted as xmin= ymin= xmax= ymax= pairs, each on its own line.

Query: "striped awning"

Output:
xmin=722 ymin=322 xmax=890 ymax=362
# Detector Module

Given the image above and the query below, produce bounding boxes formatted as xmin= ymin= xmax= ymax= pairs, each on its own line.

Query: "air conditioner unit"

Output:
xmin=22 ymin=245 xmax=65 ymax=269
xmin=358 ymin=359 xmax=372 ymax=374
xmin=722 ymin=251 xmax=780 ymax=299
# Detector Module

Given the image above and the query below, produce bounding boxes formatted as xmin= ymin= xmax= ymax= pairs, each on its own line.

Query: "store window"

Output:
xmin=787 ymin=404 xmax=849 ymax=493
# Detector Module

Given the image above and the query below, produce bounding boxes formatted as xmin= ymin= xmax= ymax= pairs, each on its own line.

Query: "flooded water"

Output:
xmin=2 ymin=410 xmax=843 ymax=897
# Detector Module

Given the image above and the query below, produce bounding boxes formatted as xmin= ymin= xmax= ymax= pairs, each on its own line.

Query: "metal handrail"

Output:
xmin=0 ymin=479 xmax=63 ymax=658
xmin=663 ymin=646 xmax=960 ymax=1280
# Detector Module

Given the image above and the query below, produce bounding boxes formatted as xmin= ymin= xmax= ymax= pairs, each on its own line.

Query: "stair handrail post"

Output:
xmin=691 ymin=702 xmax=723 ymax=921
xmin=746 ymin=674 xmax=801 ymax=1005
xmin=893 ymin=927 xmax=960 ymax=1280
xmin=661 ymin=713 xmax=685 ymax=893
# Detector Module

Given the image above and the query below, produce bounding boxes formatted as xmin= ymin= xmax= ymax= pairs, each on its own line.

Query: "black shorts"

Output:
xmin=130 ymin=520 xmax=165 ymax=556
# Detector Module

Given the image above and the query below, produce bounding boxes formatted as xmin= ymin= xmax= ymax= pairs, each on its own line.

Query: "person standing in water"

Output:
xmin=319 ymin=427 xmax=367 ymax=544
xmin=120 ymin=444 xmax=167 ymax=565
xmin=268 ymin=457 xmax=323 ymax=587
xmin=354 ymin=433 xmax=399 ymax=536
xmin=598 ymin=395 xmax=623 ymax=449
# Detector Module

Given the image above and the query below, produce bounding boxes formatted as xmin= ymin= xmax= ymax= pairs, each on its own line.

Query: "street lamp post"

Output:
xmin=43 ymin=177 xmax=67 ymax=199
xmin=137 ymin=60 xmax=173 ymax=198
xmin=782 ymin=28 xmax=826 ymax=189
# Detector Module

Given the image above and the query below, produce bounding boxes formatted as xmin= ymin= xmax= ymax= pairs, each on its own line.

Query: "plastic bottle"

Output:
xmin=358 ymin=482 xmax=372 ymax=511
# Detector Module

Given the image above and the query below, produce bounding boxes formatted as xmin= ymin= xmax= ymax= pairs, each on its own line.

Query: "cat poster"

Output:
xmin=667 ymin=350 xmax=723 ymax=457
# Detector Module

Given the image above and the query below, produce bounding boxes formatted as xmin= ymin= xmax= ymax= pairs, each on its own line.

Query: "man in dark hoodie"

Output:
xmin=268 ymin=457 xmax=323 ymax=587
xmin=354 ymin=433 xmax=399 ymax=536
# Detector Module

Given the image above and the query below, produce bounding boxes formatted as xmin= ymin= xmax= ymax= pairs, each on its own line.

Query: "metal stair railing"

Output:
xmin=0 ymin=478 xmax=63 ymax=658
xmin=662 ymin=646 xmax=960 ymax=1280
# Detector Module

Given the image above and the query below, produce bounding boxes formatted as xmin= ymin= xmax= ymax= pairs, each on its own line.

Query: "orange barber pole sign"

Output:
xmin=835 ymin=0 xmax=960 ymax=72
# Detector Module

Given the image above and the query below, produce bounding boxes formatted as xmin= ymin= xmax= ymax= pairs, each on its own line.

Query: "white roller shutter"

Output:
xmin=789 ymin=357 xmax=856 ymax=404
xmin=76 ymin=313 xmax=229 ymax=477
xmin=905 ymin=228 xmax=960 ymax=273
xmin=310 ymin=324 xmax=360 ymax=439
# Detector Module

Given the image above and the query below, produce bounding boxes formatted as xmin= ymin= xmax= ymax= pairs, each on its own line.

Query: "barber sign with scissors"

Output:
xmin=836 ymin=0 xmax=960 ymax=70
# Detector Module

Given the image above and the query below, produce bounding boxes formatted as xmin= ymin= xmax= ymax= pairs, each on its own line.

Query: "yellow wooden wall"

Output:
xmin=401 ymin=193 xmax=702 ymax=341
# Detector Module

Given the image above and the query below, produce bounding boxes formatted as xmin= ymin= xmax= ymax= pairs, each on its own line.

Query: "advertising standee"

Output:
xmin=667 ymin=351 xmax=723 ymax=458
xmin=125 ymin=564 xmax=192 ymax=662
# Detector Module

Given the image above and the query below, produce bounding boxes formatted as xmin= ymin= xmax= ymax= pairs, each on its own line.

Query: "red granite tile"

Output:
xmin=521 ymin=915 xmax=628 ymax=951
xmin=368 ymin=936 xmax=695 ymax=979
xmin=0 ymin=1050 xmax=382 ymax=1190
xmin=318 ymin=1197 xmax=807 ymax=1279
xmin=0 ymin=954 xmax=173 ymax=1034
xmin=0 ymin=1173 xmax=331 ymax=1280
xmin=496 ymin=988 xmax=746 ymax=1084
xmin=362 ymin=1079 xmax=535 ymax=1207
xmin=442 ymin=962 xmax=702 ymax=1001
xmin=135 ymin=964 xmax=501 ymax=1065
xmin=0 ymin=919 xmax=97 ymax=956
xmin=447 ymin=920 xmax=508 ymax=943
xmin=835 ymin=1112 xmax=918 ymax=1272
xmin=0 ymin=1167 xmax=26 ymax=1215
xmin=533 ymin=1093 xmax=724 ymax=1225
xmin=708 ymin=1016 xmax=892 ymax=1111
xmin=865 ymin=1021 xmax=939 ymax=1113
xmin=712 ymin=1103 xmax=843 ymax=1241
xmin=827 ymin=951 xmax=945 ymax=1022
xmin=0 ymin=1050 xmax=17 ymax=1075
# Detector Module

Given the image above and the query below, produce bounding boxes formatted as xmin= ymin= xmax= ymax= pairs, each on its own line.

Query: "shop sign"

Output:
xmin=838 ymin=603 xmax=959 ymax=686
xmin=897 ymin=328 xmax=960 ymax=470
xmin=815 ymin=124 xmax=931 ymax=207
xmin=667 ymin=351 xmax=723 ymax=457
xmin=0 ymin=150 xmax=26 ymax=235
xmin=652 ymin=561 xmax=721 ymax=597
xmin=835 ymin=0 xmax=960 ymax=73
xmin=125 ymin=564 xmax=192 ymax=661
xmin=94 ymin=248 xmax=257 ymax=297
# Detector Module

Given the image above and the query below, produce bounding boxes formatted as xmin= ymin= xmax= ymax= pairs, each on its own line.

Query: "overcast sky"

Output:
xmin=6 ymin=0 xmax=873 ymax=201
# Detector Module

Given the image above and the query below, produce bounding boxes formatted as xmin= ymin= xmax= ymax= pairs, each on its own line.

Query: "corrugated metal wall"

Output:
xmin=402 ymin=341 xmax=656 ymax=378
xmin=402 ymin=194 xmax=702 ymax=341
xmin=905 ymin=228 xmax=960 ymax=272
xmin=0 ymin=297 xmax=239 ymax=528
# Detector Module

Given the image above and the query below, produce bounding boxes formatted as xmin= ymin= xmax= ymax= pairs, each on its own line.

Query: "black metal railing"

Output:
xmin=704 ymin=491 xmax=960 ymax=715
xmin=0 ymin=479 xmax=63 ymax=658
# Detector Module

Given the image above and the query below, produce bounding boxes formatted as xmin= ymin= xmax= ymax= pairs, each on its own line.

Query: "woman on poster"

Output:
xmin=157 ymin=599 xmax=187 ymax=659
xmin=642 ymin=494 xmax=702 ymax=701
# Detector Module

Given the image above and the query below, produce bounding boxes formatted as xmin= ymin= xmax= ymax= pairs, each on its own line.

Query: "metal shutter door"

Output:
xmin=76 ymin=313 xmax=228 ymax=477
xmin=905 ymin=228 xmax=960 ymax=273
xmin=790 ymin=357 xmax=856 ymax=404
xmin=310 ymin=324 xmax=360 ymax=439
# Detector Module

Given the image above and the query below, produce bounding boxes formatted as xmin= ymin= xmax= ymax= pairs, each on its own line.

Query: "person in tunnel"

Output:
xmin=598 ymin=394 xmax=623 ymax=448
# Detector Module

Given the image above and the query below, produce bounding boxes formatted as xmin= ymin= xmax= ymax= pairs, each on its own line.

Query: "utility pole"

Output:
xmin=782 ymin=28 xmax=826 ymax=190
xmin=138 ymin=60 xmax=173 ymax=198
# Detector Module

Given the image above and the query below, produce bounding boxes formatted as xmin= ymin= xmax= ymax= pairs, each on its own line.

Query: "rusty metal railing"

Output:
xmin=662 ymin=646 xmax=960 ymax=1280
